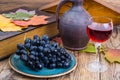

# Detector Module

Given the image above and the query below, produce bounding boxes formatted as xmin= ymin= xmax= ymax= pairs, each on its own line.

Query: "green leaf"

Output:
xmin=80 ymin=43 xmax=104 ymax=53
xmin=2 ymin=9 xmax=35 ymax=20
xmin=80 ymin=43 xmax=96 ymax=53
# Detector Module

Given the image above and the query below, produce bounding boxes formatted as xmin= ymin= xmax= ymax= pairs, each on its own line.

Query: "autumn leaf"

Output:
xmin=104 ymin=49 xmax=120 ymax=63
xmin=0 ymin=15 xmax=11 ymax=26
xmin=2 ymin=9 xmax=35 ymax=20
xmin=80 ymin=43 xmax=96 ymax=53
xmin=0 ymin=23 xmax=22 ymax=31
xmin=0 ymin=15 xmax=25 ymax=31
xmin=13 ymin=15 xmax=49 ymax=26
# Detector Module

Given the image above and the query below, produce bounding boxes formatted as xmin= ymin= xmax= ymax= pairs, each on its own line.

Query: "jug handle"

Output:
xmin=56 ymin=0 xmax=69 ymax=29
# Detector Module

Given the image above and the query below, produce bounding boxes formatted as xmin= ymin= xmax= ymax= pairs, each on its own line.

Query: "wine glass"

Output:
xmin=86 ymin=16 xmax=113 ymax=72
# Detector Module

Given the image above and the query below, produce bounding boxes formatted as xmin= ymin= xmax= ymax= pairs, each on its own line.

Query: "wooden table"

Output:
xmin=0 ymin=23 xmax=120 ymax=80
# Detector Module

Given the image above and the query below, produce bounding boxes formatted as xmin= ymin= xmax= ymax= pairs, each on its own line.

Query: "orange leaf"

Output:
xmin=13 ymin=15 xmax=49 ymax=26
xmin=105 ymin=49 xmax=120 ymax=63
xmin=12 ymin=20 xmax=29 ymax=27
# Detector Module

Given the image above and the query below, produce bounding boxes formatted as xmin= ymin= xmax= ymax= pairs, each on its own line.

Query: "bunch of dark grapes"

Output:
xmin=15 ymin=35 xmax=71 ymax=70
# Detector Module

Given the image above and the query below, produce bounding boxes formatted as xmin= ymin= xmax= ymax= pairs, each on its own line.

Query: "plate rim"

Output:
xmin=9 ymin=54 xmax=77 ymax=78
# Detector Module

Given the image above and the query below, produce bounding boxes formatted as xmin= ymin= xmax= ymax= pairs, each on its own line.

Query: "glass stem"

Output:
xmin=95 ymin=43 xmax=101 ymax=62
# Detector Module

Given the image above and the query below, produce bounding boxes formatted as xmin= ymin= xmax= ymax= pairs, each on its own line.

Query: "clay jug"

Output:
xmin=56 ymin=0 xmax=91 ymax=50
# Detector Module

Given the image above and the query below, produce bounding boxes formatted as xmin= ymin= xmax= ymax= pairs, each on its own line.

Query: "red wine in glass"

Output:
xmin=87 ymin=23 xmax=112 ymax=43
xmin=86 ymin=17 xmax=113 ymax=72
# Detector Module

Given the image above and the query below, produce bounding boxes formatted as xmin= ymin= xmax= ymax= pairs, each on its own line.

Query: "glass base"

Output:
xmin=86 ymin=61 xmax=107 ymax=72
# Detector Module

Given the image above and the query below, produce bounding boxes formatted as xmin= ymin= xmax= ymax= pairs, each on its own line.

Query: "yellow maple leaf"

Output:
xmin=0 ymin=23 xmax=22 ymax=31
xmin=0 ymin=15 xmax=27 ymax=31
xmin=105 ymin=49 xmax=120 ymax=63
xmin=0 ymin=15 xmax=11 ymax=27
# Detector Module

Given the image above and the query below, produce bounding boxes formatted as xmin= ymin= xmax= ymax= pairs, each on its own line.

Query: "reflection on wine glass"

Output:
xmin=86 ymin=16 xmax=113 ymax=72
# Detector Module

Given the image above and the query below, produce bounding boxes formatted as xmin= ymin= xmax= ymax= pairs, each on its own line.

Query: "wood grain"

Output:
xmin=44 ymin=0 xmax=120 ymax=25
xmin=0 ymin=0 xmax=60 ymax=11
xmin=94 ymin=0 xmax=120 ymax=14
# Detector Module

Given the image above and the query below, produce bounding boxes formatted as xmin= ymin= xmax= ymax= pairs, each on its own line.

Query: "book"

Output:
xmin=0 ymin=7 xmax=59 ymax=60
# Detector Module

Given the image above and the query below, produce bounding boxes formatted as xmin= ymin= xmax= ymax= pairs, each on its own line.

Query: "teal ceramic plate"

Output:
xmin=9 ymin=54 xmax=77 ymax=78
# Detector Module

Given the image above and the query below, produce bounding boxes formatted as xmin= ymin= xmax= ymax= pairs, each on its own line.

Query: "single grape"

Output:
xmin=25 ymin=38 xmax=31 ymax=44
xmin=29 ymin=55 xmax=36 ymax=61
xmin=17 ymin=44 xmax=24 ymax=50
xmin=42 ymin=35 xmax=49 ymax=41
xmin=15 ymin=50 xmax=21 ymax=55
xmin=20 ymin=54 xmax=28 ymax=62
xmin=20 ymin=49 xmax=28 ymax=55
xmin=30 ymin=51 xmax=36 ymax=55
xmin=62 ymin=62 xmax=70 ymax=68
xmin=47 ymin=63 xmax=56 ymax=69
xmin=56 ymin=62 xmax=63 ymax=68
xmin=37 ymin=46 xmax=44 ymax=52
xmin=30 ymin=46 xmax=37 ymax=51
xmin=33 ymin=35 xmax=40 ymax=40
xmin=36 ymin=63 xmax=43 ymax=70
xmin=24 ymin=43 xmax=31 ymax=50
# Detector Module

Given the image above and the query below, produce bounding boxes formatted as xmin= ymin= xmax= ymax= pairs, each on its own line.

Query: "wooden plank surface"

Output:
xmin=0 ymin=0 xmax=60 ymax=11
xmin=94 ymin=0 xmax=120 ymax=14
xmin=0 ymin=25 xmax=120 ymax=80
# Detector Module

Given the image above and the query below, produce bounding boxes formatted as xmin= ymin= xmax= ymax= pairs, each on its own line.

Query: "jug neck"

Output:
xmin=72 ymin=0 xmax=83 ymax=6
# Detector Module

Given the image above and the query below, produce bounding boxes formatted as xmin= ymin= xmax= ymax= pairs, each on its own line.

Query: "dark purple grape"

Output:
xmin=33 ymin=35 xmax=40 ymax=40
xmin=17 ymin=44 xmax=24 ymax=50
xmin=49 ymin=57 xmax=56 ymax=63
xmin=51 ymin=42 xmax=58 ymax=47
xmin=35 ymin=57 xmax=39 ymax=61
xmin=25 ymin=38 xmax=31 ymax=44
xmin=48 ymin=53 xmax=52 ymax=57
xmin=56 ymin=62 xmax=63 ymax=68
xmin=65 ymin=54 xmax=71 ymax=59
xmin=43 ymin=57 xmax=48 ymax=62
xmin=56 ymin=57 xmax=61 ymax=62
xmin=35 ymin=52 xmax=39 ymax=56
xmin=32 ymin=39 xmax=37 ymax=46
xmin=20 ymin=49 xmax=28 ymax=55
xmin=27 ymin=60 xmax=33 ymax=66
xmin=15 ymin=50 xmax=21 ymax=55
xmin=30 ymin=46 xmax=37 ymax=51
xmin=44 ymin=44 xmax=51 ymax=48
xmin=20 ymin=54 xmax=28 ymax=62
xmin=43 ymin=48 xmax=49 ymax=53
xmin=42 ymin=35 xmax=49 ymax=41
xmin=24 ymin=43 xmax=31 ymax=50
xmin=62 ymin=62 xmax=70 ymax=68
xmin=30 ymin=51 xmax=36 ymax=55
xmin=47 ymin=63 xmax=56 ymax=69
xmin=37 ymin=46 xmax=44 ymax=52
xmin=36 ymin=63 xmax=43 ymax=70
xmin=61 ymin=55 xmax=66 ymax=60
xmin=40 ymin=41 xmax=46 ymax=46
xmin=38 ymin=52 xmax=44 ymax=58
xmin=29 ymin=55 xmax=36 ymax=61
